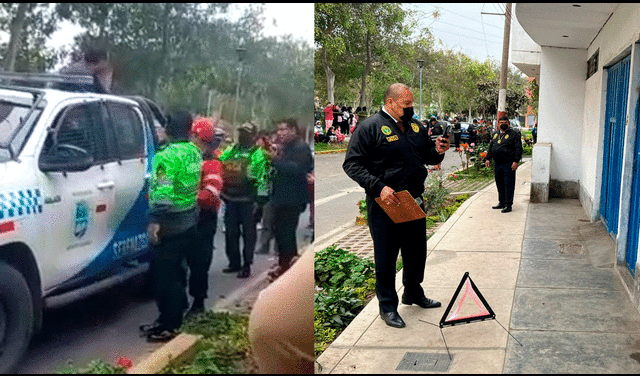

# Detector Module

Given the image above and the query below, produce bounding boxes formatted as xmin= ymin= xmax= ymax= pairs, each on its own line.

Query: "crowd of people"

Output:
xmin=141 ymin=112 xmax=314 ymax=345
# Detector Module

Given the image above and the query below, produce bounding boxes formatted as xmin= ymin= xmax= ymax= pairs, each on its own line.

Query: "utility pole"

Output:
xmin=418 ymin=60 xmax=425 ymax=119
xmin=497 ymin=3 xmax=512 ymax=123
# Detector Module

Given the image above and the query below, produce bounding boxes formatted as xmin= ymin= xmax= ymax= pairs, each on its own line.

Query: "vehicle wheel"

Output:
xmin=0 ymin=263 xmax=34 ymax=373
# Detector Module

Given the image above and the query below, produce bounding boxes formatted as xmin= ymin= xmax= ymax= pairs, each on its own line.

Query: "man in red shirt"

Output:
xmin=324 ymin=102 xmax=334 ymax=133
xmin=186 ymin=117 xmax=225 ymax=315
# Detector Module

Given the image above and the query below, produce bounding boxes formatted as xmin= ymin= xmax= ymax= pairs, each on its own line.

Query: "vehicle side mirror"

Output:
xmin=39 ymin=144 xmax=94 ymax=173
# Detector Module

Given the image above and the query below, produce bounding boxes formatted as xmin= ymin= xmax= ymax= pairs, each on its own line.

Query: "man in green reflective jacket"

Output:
xmin=141 ymin=110 xmax=202 ymax=342
xmin=219 ymin=123 xmax=269 ymax=278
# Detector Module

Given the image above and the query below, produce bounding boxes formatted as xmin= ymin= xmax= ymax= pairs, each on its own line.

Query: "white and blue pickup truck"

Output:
xmin=0 ymin=74 xmax=165 ymax=372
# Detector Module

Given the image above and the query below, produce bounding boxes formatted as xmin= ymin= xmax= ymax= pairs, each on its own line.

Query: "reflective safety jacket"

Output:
xmin=148 ymin=141 xmax=202 ymax=235
xmin=219 ymin=144 xmax=268 ymax=202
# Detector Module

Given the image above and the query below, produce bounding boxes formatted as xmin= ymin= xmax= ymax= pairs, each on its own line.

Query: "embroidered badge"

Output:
xmin=381 ymin=125 xmax=392 ymax=135
xmin=493 ymin=134 xmax=497 ymax=139
xmin=505 ymin=134 xmax=509 ymax=140
xmin=411 ymin=124 xmax=420 ymax=133
xmin=498 ymin=140 xmax=502 ymax=144
xmin=386 ymin=135 xmax=399 ymax=142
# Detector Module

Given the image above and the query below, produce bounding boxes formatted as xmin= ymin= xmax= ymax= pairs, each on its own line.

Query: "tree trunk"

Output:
xmin=4 ymin=3 xmax=30 ymax=72
xmin=359 ymin=31 xmax=372 ymax=109
xmin=151 ymin=3 xmax=171 ymax=100
xmin=322 ymin=48 xmax=335 ymax=104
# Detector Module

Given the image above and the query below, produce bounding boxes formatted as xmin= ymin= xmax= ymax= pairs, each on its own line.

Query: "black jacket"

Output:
xmin=343 ymin=111 xmax=444 ymax=198
xmin=484 ymin=128 xmax=523 ymax=165
xmin=271 ymin=138 xmax=313 ymax=206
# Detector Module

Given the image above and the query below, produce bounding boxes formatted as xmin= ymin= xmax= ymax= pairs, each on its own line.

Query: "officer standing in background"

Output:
xmin=219 ymin=123 xmax=269 ymax=279
xmin=142 ymin=110 xmax=202 ymax=342
xmin=452 ymin=117 xmax=462 ymax=150
xmin=343 ymin=83 xmax=450 ymax=329
xmin=484 ymin=116 xmax=523 ymax=213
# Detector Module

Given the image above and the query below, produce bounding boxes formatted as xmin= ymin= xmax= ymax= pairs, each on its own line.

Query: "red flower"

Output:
xmin=116 ymin=356 xmax=133 ymax=369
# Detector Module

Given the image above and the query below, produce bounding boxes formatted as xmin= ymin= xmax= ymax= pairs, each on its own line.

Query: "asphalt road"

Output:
xmin=16 ymin=208 xmax=312 ymax=373
xmin=314 ymin=147 xmax=463 ymax=242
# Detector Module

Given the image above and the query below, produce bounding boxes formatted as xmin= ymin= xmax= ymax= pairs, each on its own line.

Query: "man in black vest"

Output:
xmin=343 ymin=83 xmax=450 ymax=328
xmin=484 ymin=116 xmax=523 ymax=213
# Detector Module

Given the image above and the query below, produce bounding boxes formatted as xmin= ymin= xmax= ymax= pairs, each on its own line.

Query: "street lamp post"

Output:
xmin=417 ymin=60 xmax=425 ymax=120
xmin=233 ymin=39 xmax=246 ymax=128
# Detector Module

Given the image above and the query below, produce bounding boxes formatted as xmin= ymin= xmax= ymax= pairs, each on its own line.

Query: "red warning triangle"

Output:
xmin=439 ymin=272 xmax=495 ymax=328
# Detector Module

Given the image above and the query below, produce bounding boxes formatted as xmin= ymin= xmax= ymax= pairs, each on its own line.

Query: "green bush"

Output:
xmin=357 ymin=198 xmax=367 ymax=220
xmin=523 ymin=144 xmax=532 ymax=156
xmin=423 ymin=173 xmax=450 ymax=217
xmin=315 ymin=245 xmax=375 ymax=290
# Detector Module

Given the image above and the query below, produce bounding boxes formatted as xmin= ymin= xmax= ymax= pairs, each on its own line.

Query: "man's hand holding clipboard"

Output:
xmin=375 ymin=188 xmax=427 ymax=223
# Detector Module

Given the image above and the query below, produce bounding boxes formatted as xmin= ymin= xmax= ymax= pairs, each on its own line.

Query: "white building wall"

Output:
xmin=538 ymin=47 xmax=586 ymax=184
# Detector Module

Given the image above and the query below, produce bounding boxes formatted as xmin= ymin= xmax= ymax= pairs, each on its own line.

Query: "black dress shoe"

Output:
xmin=492 ymin=204 xmax=505 ymax=209
xmin=501 ymin=206 xmax=512 ymax=213
xmin=380 ymin=311 xmax=406 ymax=328
xmin=401 ymin=294 xmax=442 ymax=308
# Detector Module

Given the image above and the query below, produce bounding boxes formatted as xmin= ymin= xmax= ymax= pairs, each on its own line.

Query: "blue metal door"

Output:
xmin=626 ymin=98 xmax=640 ymax=275
xmin=600 ymin=56 xmax=631 ymax=235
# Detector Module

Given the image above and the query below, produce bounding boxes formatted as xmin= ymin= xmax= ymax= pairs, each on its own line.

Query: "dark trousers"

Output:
xmin=454 ymin=133 xmax=461 ymax=148
xmin=150 ymin=226 xmax=196 ymax=330
xmin=224 ymin=200 xmax=256 ymax=269
xmin=273 ymin=203 xmax=305 ymax=270
xmin=495 ymin=162 xmax=517 ymax=207
xmin=366 ymin=196 xmax=427 ymax=314
xmin=185 ymin=209 xmax=217 ymax=301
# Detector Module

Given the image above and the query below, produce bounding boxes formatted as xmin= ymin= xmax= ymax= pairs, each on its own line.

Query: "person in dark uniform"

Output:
xmin=343 ymin=83 xmax=450 ymax=329
xmin=483 ymin=116 xmax=523 ymax=213
xmin=452 ymin=117 xmax=462 ymax=149
xmin=468 ymin=119 xmax=478 ymax=145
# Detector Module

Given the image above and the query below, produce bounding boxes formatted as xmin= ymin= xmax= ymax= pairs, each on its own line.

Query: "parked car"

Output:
xmin=0 ymin=73 xmax=162 ymax=372
xmin=460 ymin=122 xmax=471 ymax=143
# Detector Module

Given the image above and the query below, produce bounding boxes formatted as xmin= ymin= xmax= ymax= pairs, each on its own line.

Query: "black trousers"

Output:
xmin=185 ymin=208 xmax=217 ymax=301
xmin=494 ymin=162 xmax=517 ymax=207
xmin=150 ymin=226 xmax=196 ymax=330
xmin=366 ymin=196 xmax=427 ymax=313
xmin=273 ymin=203 xmax=305 ymax=270
xmin=224 ymin=201 xmax=256 ymax=269
xmin=454 ymin=133 xmax=461 ymax=148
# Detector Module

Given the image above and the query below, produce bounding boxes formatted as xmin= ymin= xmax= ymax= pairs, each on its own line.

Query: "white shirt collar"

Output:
xmin=381 ymin=106 xmax=398 ymax=122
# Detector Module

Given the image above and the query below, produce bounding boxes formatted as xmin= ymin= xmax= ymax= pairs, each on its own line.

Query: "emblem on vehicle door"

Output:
xmin=74 ymin=201 xmax=89 ymax=238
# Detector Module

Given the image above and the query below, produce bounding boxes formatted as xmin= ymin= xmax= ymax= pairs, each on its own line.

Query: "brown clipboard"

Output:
xmin=375 ymin=190 xmax=427 ymax=223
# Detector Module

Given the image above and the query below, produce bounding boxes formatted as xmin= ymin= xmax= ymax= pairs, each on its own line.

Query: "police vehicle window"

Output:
xmin=54 ymin=104 xmax=100 ymax=158
xmin=106 ymin=102 xmax=144 ymax=159
xmin=0 ymin=101 xmax=31 ymax=147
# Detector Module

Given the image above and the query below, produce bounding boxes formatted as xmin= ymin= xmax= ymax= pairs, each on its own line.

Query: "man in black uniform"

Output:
xmin=452 ymin=117 xmax=462 ymax=150
xmin=343 ymin=83 xmax=450 ymax=328
xmin=484 ymin=116 xmax=523 ymax=213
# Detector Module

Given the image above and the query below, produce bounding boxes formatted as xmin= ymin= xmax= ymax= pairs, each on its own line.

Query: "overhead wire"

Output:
xmin=429 ymin=17 xmax=503 ymax=41
xmin=421 ymin=3 xmax=504 ymax=31
xmin=428 ymin=26 xmax=502 ymax=44
xmin=481 ymin=4 xmax=491 ymax=58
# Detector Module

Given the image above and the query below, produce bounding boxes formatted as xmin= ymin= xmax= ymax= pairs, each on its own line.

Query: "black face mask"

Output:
xmin=400 ymin=106 xmax=414 ymax=123
xmin=500 ymin=123 xmax=509 ymax=131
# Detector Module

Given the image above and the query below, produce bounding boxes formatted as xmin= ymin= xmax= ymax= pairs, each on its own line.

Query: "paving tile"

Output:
xmin=517 ymin=258 xmax=620 ymax=290
xmin=423 ymin=251 xmax=521 ymax=289
xmin=330 ymin=348 xmax=505 ymax=374
xmin=316 ymin=347 xmax=350 ymax=374
xmin=504 ymin=330 xmax=640 ymax=374
xmin=521 ymin=237 xmax=590 ymax=261
xmin=510 ymin=287 xmax=640 ymax=332
xmin=434 ymin=232 xmax=525 ymax=252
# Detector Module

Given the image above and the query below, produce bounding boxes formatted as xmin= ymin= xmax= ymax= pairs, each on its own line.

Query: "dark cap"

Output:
xmin=237 ymin=123 xmax=256 ymax=134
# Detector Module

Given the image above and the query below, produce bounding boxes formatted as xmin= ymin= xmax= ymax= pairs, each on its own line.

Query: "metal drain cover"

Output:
xmin=559 ymin=244 xmax=584 ymax=255
xmin=396 ymin=352 xmax=452 ymax=372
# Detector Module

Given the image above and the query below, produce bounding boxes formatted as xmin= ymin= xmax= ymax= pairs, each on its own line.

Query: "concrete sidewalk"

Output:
xmin=316 ymin=160 xmax=640 ymax=374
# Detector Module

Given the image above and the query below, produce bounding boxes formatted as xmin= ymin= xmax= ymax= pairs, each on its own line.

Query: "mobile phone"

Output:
xmin=442 ymin=124 xmax=452 ymax=139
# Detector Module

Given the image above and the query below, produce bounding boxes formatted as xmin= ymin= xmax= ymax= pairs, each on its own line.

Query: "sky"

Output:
xmin=45 ymin=3 xmax=314 ymax=51
xmin=408 ymin=3 xmax=509 ymax=64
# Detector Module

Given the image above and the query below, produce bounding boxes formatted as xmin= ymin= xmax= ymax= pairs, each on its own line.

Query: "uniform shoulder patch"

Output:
xmin=493 ymin=134 xmax=497 ymax=139
xmin=411 ymin=124 xmax=420 ymax=133
xmin=381 ymin=125 xmax=392 ymax=135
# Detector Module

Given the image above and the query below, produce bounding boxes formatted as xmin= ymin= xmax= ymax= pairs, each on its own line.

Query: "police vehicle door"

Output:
xmin=38 ymin=100 xmax=117 ymax=290
xmin=102 ymin=100 xmax=149 ymax=262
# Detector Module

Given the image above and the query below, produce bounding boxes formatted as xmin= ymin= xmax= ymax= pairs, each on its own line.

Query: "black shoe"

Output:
xmin=186 ymin=299 xmax=205 ymax=317
xmin=492 ymin=204 xmax=505 ymax=209
xmin=380 ymin=311 xmax=406 ymax=328
xmin=237 ymin=266 xmax=251 ymax=279
xmin=146 ymin=328 xmax=180 ymax=343
xmin=401 ymin=294 xmax=441 ymax=308
xmin=501 ymin=206 xmax=512 ymax=213
xmin=223 ymin=266 xmax=241 ymax=273
xmin=139 ymin=320 xmax=162 ymax=337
